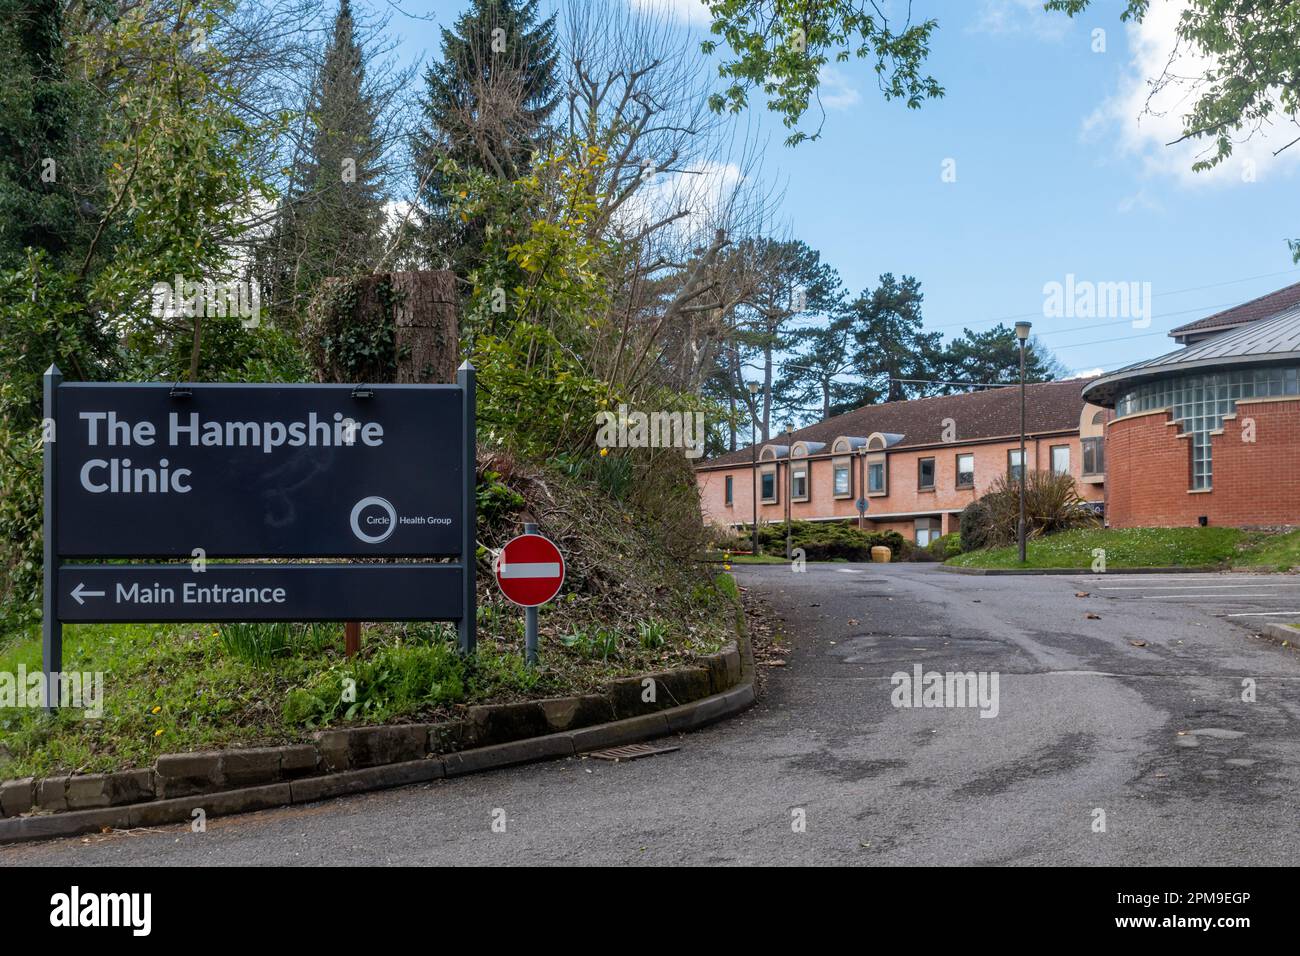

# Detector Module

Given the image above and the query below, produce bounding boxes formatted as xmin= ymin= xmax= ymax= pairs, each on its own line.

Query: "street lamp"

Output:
xmin=784 ymin=423 xmax=794 ymax=560
xmin=747 ymin=381 xmax=760 ymax=555
xmin=1015 ymin=320 xmax=1032 ymax=563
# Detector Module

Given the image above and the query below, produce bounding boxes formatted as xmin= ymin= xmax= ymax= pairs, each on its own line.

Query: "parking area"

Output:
xmin=1082 ymin=572 xmax=1300 ymax=625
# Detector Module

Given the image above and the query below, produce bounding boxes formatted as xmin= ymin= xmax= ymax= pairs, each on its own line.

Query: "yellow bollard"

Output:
xmin=870 ymin=545 xmax=891 ymax=563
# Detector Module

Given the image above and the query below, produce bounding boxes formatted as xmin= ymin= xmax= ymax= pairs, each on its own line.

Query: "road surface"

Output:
xmin=5 ymin=563 xmax=1299 ymax=865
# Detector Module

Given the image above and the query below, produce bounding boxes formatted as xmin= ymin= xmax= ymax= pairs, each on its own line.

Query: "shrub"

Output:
xmin=928 ymin=532 xmax=961 ymax=561
xmin=747 ymin=520 xmax=905 ymax=561
xmin=960 ymin=500 xmax=993 ymax=552
xmin=979 ymin=470 xmax=1099 ymax=546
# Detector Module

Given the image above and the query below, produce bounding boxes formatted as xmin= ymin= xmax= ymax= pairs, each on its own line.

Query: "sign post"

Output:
xmin=494 ymin=528 xmax=565 ymax=666
xmin=41 ymin=366 xmax=478 ymax=708
xmin=43 ymin=365 xmax=62 ymax=712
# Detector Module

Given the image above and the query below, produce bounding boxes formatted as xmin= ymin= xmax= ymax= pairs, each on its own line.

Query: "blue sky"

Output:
xmin=380 ymin=0 xmax=1300 ymax=379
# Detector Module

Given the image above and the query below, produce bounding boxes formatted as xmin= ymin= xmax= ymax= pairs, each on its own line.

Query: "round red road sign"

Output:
xmin=494 ymin=533 xmax=565 ymax=607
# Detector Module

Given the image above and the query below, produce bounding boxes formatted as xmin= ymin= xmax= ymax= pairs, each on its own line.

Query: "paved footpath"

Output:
xmin=5 ymin=563 xmax=1300 ymax=866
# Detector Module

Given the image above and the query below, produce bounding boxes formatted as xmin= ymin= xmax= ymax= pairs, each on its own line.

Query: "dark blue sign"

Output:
xmin=54 ymin=383 xmax=462 ymax=558
xmin=40 ymin=366 xmax=479 ymax=711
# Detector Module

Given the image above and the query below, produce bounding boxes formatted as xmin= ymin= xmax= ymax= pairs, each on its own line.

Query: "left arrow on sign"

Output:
xmin=70 ymin=583 xmax=106 ymax=605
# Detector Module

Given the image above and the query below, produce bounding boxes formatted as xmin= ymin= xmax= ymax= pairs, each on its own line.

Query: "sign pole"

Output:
xmin=522 ymin=522 xmax=539 ymax=666
xmin=344 ymin=621 xmax=360 ymax=657
xmin=458 ymin=362 xmax=477 ymax=655
xmin=43 ymin=364 xmax=62 ymax=713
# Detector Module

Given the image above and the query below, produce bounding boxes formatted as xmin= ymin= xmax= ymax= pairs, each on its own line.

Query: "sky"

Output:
xmin=376 ymin=0 xmax=1300 ymax=381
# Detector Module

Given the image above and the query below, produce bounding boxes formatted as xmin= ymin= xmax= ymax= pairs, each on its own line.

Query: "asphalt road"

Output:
xmin=5 ymin=563 xmax=1300 ymax=866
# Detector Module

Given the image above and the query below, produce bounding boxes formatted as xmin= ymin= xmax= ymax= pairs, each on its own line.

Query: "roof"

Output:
xmin=1169 ymin=280 xmax=1300 ymax=342
xmin=1083 ymin=306 xmax=1300 ymax=407
xmin=701 ymin=378 xmax=1093 ymax=469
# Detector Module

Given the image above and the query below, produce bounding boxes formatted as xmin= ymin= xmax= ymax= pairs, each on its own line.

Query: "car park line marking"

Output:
xmin=1142 ymin=593 xmax=1276 ymax=599
xmin=1100 ymin=584 xmax=1300 ymax=590
xmin=1226 ymin=610 xmax=1300 ymax=617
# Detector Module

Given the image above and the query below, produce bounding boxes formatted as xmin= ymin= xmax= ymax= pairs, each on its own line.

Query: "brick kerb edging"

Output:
xmin=0 ymin=619 xmax=756 ymax=844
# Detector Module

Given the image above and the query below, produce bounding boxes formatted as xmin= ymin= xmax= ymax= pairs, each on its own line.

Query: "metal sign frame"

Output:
xmin=41 ymin=363 xmax=478 ymax=712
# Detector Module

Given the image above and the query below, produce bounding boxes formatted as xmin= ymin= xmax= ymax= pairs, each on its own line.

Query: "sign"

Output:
xmin=57 ymin=565 xmax=462 ymax=623
xmin=856 ymin=497 xmax=869 ymax=514
xmin=54 ymin=382 xmax=463 ymax=557
xmin=494 ymin=533 xmax=565 ymax=607
xmin=41 ymin=364 xmax=479 ymax=710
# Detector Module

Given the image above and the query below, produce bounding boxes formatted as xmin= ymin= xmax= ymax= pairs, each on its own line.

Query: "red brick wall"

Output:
xmin=1105 ymin=397 xmax=1300 ymax=527
xmin=697 ymin=433 xmax=1102 ymax=535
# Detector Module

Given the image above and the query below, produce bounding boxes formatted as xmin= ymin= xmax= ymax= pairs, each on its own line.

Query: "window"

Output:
xmin=956 ymin=453 xmax=974 ymax=489
xmin=914 ymin=516 xmax=941 ymax=547
xmin=791 ymin=465 xmax=808 ymax=501
xmin=1115 ymin=365 xmax=1300 ymax=488
xmin=1082 ymin=437 xmax=1104 ymax=476
xmin=1007 ymin=449 xmax=1024 ymax=482
xmin=1050 ymin=445 xmax=1070 ymax=475
xmin=833 ymin=462 xmax=851 ymax=497
xmin=917 ymin=457 xmax=935 ymax=490
xmin=761 ymin=470 xmax=776 ymax=502
xmin=724 ymin=475 xmax=733 ymax=506
xmin=868 ymin=461 xmax=885 ymax=493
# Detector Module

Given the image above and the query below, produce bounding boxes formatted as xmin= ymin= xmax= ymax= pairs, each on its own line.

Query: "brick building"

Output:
xmin=697 ymin=380 xmax=1107 ymax=545
xmin=1083 ymin=283 xmax=1300 ymax=528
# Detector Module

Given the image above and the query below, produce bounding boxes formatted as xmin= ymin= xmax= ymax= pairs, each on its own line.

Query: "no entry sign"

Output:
xmin=494 ymin=533 xmax=565 ymax=607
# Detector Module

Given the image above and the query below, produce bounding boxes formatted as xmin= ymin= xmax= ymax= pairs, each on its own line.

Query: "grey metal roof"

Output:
xmin=1083 ymin=306 xmax=1300 ymax=407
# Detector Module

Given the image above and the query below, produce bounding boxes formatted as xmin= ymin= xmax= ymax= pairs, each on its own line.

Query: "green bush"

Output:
xmin=929 ymin=532 xmax=961 ymax=561
xmin=743 ymin=520 xmax=905 ymax=561
xmin=960 ymin=500 xmax=992 ymax=552
xmin=979 ymin=470 xmax=1099 ymax=546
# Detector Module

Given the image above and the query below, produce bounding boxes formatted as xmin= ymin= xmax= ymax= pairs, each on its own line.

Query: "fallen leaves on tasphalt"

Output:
xmin=1085 ymin=612 xmax=1101 ymax=620
xmin=1129 ymin=639 xmax=1147 ymax=647
xmin=1075 ymin=592 xmax=1089 ymax=598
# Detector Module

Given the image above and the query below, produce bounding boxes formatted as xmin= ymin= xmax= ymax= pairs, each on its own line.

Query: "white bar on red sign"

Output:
xmin=500 ymin=562 xmax=562 ymax=579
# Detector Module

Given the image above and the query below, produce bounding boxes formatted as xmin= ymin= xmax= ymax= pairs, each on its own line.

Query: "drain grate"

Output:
xmin=584 ymin=742 xmax=680 ymax=762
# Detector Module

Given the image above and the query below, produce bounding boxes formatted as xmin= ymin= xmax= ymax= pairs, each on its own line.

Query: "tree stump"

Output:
xmin=392 ymin=270 xmax=458 ymax=384
xmin=305 ymin=270 xmax=459 ymax=384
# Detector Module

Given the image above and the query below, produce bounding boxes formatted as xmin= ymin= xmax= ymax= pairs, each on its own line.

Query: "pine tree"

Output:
xmin=412 ymin=0 xmax=559 ymax=272
xmin=0 ymin=0 xmax=104 ymax=270
xmin=258 ymin=0 xmax=386 ymax=328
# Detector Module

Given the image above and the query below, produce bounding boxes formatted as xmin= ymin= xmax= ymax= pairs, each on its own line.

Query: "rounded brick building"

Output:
xmin=1083 ymin=286 xmax=1300 ymax=528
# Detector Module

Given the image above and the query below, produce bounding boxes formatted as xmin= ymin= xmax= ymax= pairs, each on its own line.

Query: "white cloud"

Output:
xmin=817 ymin=66 xmax=861 ymax=112
xmin=1066 ymin=367 xmax=1105 ymax=380
xmin=1086 ymin=0 xmax=1300 ymax=186
xmin=627 ymin=0 xmax=710 ymax=27
xmin=972 ymin=0 xmax=1071 ymax=41
xmin=615 ymin=160 xmax=746 ymax=239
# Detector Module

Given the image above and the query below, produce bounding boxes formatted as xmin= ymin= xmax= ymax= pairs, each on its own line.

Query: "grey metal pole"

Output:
xmin=1018 ymin=342 xmax=1027 ymax=564
xmin=43 ymin=364 xmax=62 ymax=712
xmin=458 ymin=362 xmax=477 ymax=655
xmin=523 ymin=522 xmax=539 ymax=665
xmin=750 ymin=418 xmax=758 ymax=555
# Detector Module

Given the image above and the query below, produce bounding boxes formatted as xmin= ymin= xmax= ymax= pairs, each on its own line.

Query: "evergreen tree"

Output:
xmin=412 ymin=0 xmax=558 ymax=272
xmin=835 ymin=273 xmax=944 ymax=410
xmin=0 ymin=0 xmax=104 ymax=270
xmin=258 ymin=0 xmax=387 ymax=328
xmin=939 ymin=323 xmax=1063 ymax=392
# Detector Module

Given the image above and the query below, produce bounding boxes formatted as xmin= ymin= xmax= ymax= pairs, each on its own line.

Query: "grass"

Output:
xmin=946 ymin=527 xmax=1245 ymax=570
xmin=946 ymin=526 xmax=1300 ymax=572
xmin=1234 ymin=528 xmax=1300 ymax=572
xmin=0 ymin=573 xmax=740 ymax=780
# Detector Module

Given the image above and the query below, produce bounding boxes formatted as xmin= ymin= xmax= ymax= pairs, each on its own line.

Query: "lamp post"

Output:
xmin=747 ymin=381 xmax=760 ymax=555
xmin=784 ymin=423 xmax=794 ymax=560
xmin=1015 ymin=320 xmax=1032 ymax=563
